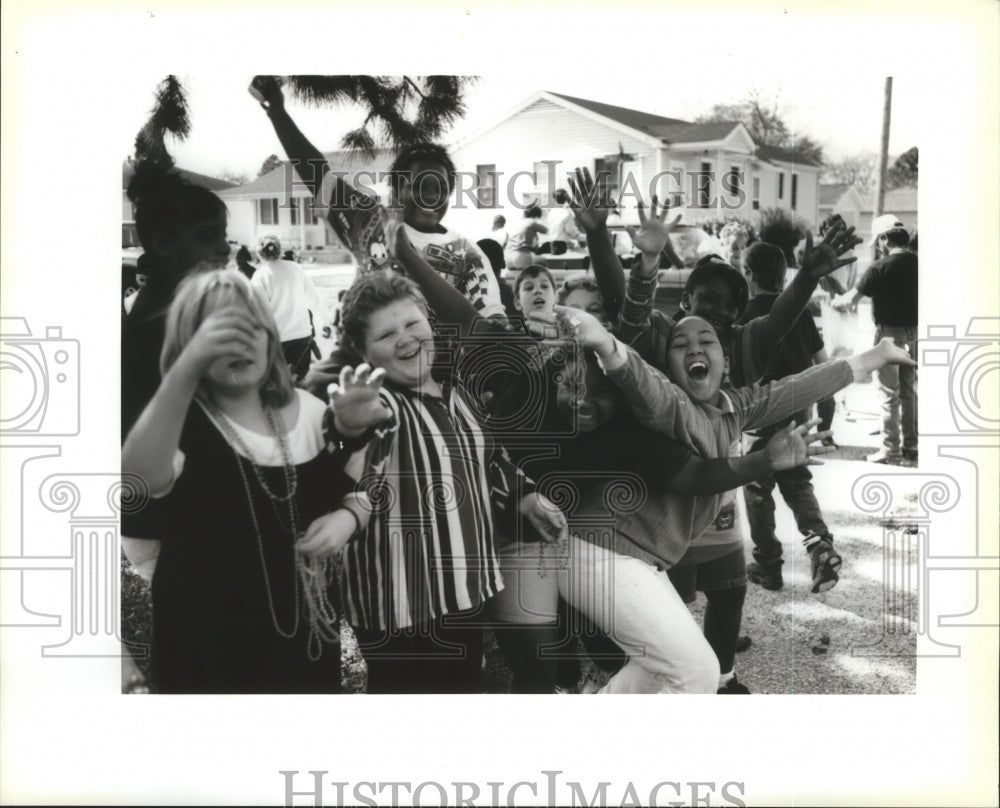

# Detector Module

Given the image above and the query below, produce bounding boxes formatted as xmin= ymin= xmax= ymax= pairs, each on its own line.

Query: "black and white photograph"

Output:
xmin=1 ymin=1 xmax=998 ymax=805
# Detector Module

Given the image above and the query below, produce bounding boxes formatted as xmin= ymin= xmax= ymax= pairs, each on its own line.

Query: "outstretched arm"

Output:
xmin=123 ymin=307 xmax=261 ymax=494
xmin=669 ymin=419 xmax=833 ymax=495
xmin=757 ymin=220 xmax=862 ymax=358
xmin=387 ymin=218 xmax=483 ymax=339
xmin=253 ymin=76 xmax=329 ymax=203
xmin=740 ymin=338 xmax=917 ymax=432
xmin=567 ymin=167 xmax=624 ymax=320
xmin=527 ymin=305 xmax=692 ymax=442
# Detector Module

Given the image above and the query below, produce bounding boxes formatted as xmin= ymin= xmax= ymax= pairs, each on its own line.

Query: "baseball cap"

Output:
xmin=685 ymin=255 xmax=750 ymax=315
xmin=868 ymin=214 xmax=905 ymax=246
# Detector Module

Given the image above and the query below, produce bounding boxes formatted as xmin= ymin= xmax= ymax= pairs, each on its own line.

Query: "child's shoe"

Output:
xmin=747 ymin=560 xmax=783 ymax=591
xmin=803 ymin=532 xmax=841 ymax=593
xmin=717 ymin=674 xmax=751 ymax=694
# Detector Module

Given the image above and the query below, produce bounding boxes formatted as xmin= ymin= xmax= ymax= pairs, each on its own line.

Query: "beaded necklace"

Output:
xmin=208 ymin=399 xmax=341 ymax=660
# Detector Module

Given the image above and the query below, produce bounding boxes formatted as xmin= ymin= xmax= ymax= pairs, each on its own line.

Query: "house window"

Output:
xmin=305 ymin=202 xmax=321 ymax=225
xmin=752 ymin=176 xmax=761 ymax=210
xmin=258 ymin=198 xmax=278 ymax=225
xmin=476 ymin=164 xmax=497 ymax=208
xmin=289 ymin=197 xmax=299 ymax=225
xmin=694 ymin=161 xmax=713 ymax=208
xmin=791 ymin=174 xmax=798 ymax=211
xmin=533 ymin=160 xmax=557 ymax=204
xmin=778 ymin=173 xmax=785 ymax=200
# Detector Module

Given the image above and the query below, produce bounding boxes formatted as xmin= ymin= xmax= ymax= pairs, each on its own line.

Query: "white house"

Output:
xmin=819 ymin=182 xmax=917 ymax=243
xmin=218 ymin=150 xmax=393 ymax=258
xmin=214 ymin=91 xmax=824 ymax=254
xmin=446 ymin=90 xmax=823 ymax=240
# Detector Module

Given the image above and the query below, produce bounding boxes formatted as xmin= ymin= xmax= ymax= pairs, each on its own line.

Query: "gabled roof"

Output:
xmin=121 ymin=161 xmax=238 ymax=192
xmin=819 ymin=183 xmax=852 ymax=205
xmin=755 ymin=143 xmax=823 ymax=168
xmin=219 ymin=149 xmax=395 ymax=198
xmin=546 ymin=92 xmax=743 ymax=144
xmin=862 ymin=186 xmax=918 ymax=213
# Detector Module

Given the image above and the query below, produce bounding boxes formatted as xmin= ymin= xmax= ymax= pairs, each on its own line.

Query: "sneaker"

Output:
xmin=717 ymin=675 xmax=751 ymax=694
xmin=804 ymin=534 xmax=842 ymax=593
xmin=868 ymin=448 xmax=903 ymax=465
xmin=747 ymin=560 xmax=783 ymax=591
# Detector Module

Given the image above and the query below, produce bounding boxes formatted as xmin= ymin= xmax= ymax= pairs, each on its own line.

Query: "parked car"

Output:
xmin=122 ymin=221 xmax=143 ymax=269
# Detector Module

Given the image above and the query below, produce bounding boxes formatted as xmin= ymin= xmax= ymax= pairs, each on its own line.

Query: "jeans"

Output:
xmin=744 ymin=415 xmax=831 ymax=564
xmin=875 ymin=325 xmax=918 ymax=453
xmin=557 ymin=533 xmax=719 ymax=694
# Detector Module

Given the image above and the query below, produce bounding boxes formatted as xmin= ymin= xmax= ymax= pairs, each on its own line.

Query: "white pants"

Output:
xmin=557 ymin=534 xmax=719 ymax=694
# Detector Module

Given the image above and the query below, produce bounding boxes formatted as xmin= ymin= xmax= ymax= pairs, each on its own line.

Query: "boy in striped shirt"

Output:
xmin=308 ymin=272 xmax=566 ymax=693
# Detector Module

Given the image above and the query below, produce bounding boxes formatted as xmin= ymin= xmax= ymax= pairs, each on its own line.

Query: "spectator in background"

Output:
xmin=251 ymin=234 xmax=331 ymax=381
xmin=832 ymin=215 xmax=918 ymax=466
xmin=739 ymin=242 xmax=842 ymax=593
xmin=546 ymin=189 xmax=585 ymax=249
xmin=491 ymin=214 xmax=509 ymax=249
xmin=505 ymin=204 xmax=549 ymax=270
xmin=235 ymin=245 xmax=256 ymax=280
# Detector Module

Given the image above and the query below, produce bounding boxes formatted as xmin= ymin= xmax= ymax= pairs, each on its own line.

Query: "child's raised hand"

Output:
xmin=764 ymin=419 xmax=835 ymax=471
xmin=800 ymin=219 xmax=863 ymax=280
xmin=567 ymin=167 xmax=614 ymax=232
xmin=626 ymin=195 xmax=683 ymax=257
xmin=179 ymin=306 xmax=261 ymax=379
xmin=328 ymin=363 xmax=393 ymax=436
xmin=297 ymin=509 xmax=359 ymax=559
xmin=251 ymin=75 xmax=286 ymax=112
xmin=519 ymin=492 xmax=568 ymax=544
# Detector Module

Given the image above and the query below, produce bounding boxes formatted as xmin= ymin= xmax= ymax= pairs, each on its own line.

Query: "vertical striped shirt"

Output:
xmin=331 ymin=381 xmax=529 ymax=632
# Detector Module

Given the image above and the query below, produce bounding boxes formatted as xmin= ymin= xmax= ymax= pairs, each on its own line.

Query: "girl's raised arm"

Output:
xmin=122 ymin=307 xmax=259 ymax=494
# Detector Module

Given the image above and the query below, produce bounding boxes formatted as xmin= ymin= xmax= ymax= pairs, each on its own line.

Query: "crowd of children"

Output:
xmin=120 ymin=83 xmax=917 ymax=695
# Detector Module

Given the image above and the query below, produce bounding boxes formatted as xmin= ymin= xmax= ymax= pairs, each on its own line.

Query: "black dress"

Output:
xmin=140 ymin=400 xmax=353 ymax=694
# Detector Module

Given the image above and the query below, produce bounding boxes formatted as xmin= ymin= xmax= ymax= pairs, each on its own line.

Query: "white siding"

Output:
xmin=449 ymin=99 xmax=657 ymax=238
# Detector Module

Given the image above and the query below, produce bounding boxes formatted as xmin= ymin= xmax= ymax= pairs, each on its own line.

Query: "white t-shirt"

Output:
xmin=547 ymin=206 xmax=581 ymax=243
xmin=402 ymin=223 xmax=505 ymax=319
xmin=250 ymin=258 xmax=330 ymax=342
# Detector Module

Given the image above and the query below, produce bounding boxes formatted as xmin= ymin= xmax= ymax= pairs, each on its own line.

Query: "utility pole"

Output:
xmin=873 ymin=77 xmax=893 ymax=216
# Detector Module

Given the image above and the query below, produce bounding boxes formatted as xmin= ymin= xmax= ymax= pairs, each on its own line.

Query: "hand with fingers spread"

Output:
xmin=297 ymin=509 xmax=359 ymax=559
xmin=519 ymin=492 xmax=568 ymax=544
xmin=567 ymin=167 xmax=615 ymax=233
xmin=179 ymin=306 xmax=262 ymax=380
xmin=328 ymin=363 xmax=393 ymax=437
xmin=764 ymin=418 xmax=835 ymax=471
xmin=846 ymin=337 xmax=918 ymax=382
xmin=526 ymin=304 xmax=616 ymax=358
xmin=801 ymin=219 xmax=864 ymax=281
xmin=625 ymin=195 xmax=683 ymax=277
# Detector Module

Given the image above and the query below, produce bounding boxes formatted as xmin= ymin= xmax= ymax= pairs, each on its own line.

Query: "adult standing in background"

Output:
xmin=505 ymin=204 xmax=548 ymax=270
xmin=251 ymin=235 xmax=330 ymax=381
xmin=833 ymin=215 xmax=918 ymax=465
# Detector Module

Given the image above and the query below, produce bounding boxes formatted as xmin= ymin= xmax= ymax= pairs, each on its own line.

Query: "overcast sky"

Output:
xmin=118 ymin=72 xmax=923 ymax=180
